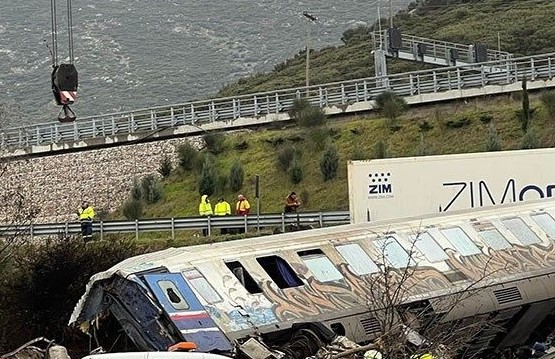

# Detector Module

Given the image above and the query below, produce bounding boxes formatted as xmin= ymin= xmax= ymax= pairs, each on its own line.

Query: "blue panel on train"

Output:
xmin=143 ymin=273 xmax=232 ymax=352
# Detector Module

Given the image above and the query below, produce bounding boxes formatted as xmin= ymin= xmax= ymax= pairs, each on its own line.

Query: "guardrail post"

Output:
xmin=481 ymin=65 xmax=486 ymax=87
xmin=457 ymin=68 xmax=462 ymax=90
xmin=135 ymin=219 xmax=139 ymax=241
xmin=207 ymin=216 xmax=211 ymax=236
xmin=150 ymin=110 xmax=156 ymax=130
xmin=363 ymin=81 xmax=369 ymax=101
xmin=275 ymin=93 xmax=280 ymax=113
xmin=100 ymin=220 xmax=104 ymax=241
xmin=281 ymin=213 xmax=285 ymax=233
xmin=244 ymin=215 xmax=248 ymax=233
xmin=171 ymin=218 xmax=175 ymax=240
xmin=409 ymin=75 xmax=415 ymax=95
xmin=111 ymin=116 xmax=116 ymax=136
xmin=319 ymin=213 xmax=323 ymax=228
xmin=433 ymin=71 xmax=438 ymax=92
xmin=530 ymin=58 xmax=536 ymax=80
xmin=170 ymin=107 xmax=175 ymax=125
xmin=190 ymin=104 xmax=196 ymax=124
xmin=341 ymin=84 xmax=346 ymax=104
xmin=65 ymin=221 xmax=69 ymax=235
xmin=549 ymin=58 xmax=553 ymax=79
xmin=253 ymin=96 xmax=258 ymax=116
xmin=233 ymin=99 xmax=238 ymax=119
xmin=30 ymin=224 xmax=34 ymax=241
xmin=319 ymin=87 xmax=324 ymax=107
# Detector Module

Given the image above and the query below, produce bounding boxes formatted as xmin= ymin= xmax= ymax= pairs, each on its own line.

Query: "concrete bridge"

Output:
xmin=2 ymin=52 xmax=554 ymax=158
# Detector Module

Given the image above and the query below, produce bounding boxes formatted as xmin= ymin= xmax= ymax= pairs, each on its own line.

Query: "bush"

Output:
xmin=478 ymin=112 xmax=494 ymax=124
xmin=375 ymin=91 xmax=408 ymax=120
xmin=276 ymin=146 xmax=296 ymax=171
xmin=297 ymin=105 xmax=327 ymax=128
xmin=485 ymin=124 xmax=502 ymax=152
xmin=521 ymin=128 xmax=540 ymax=149
xmin=123 ymin=198 xmax=144 ymax=220
xmin=229 ymin=161 xmax=245 ymax=192
xmin=540 ymin=91 xmax=555 ymax=120
xmin=140 ymin=174 xmax=164 ymax=204
xmin=444 ymin=116 xmax=471 ymax=129
xmin=130 ymin=178 xmax=142 ymax=200
xmin=320 ymin=145 xmax=340 ymax=181
xmin=308 ymin=126 xmax=330 ymax=150
xmin=158 ymin=155 xmax=173 ymax=178
xmin=288 ymin=98 xmax=311 ymax=120
xmin=341 ymin=25 xmax=370 ymax=44
xmin=234 ymin=139 xmax=249 ymax=151
xmin=198 ymin=158 xmax=217 ymax=196
xmin=351 ymin=147 xmax=366 ymax=160
xmin=289 ymin=159 xmax=303 ymax=184
xmin=177 ymin=142 xmax=198 ymax=171
xmin=202 ymin=131 xmax=226 ymax=155
xmin=373 ymin=140 xmax=388 ymax=159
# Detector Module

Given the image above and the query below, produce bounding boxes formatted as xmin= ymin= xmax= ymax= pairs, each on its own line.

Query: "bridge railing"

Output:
xmin=0 ymin=211 xmax=351 ymax=240
xmin=372 ymin=31 xmax=514 ymax=63
xmin=2 ymin=53 xmax=554 ymax=153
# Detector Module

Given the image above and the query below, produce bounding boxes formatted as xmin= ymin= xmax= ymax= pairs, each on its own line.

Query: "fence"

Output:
xmin=2 ymin=52 xmax=555 ymax=153
xmin=0 ymin=211 xmax=350 ymax=241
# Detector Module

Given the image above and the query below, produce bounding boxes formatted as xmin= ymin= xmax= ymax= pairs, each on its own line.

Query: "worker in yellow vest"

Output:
xmin=198 ymin=195 xmax=213 ymax=236
xmin=214 ymin=197 xmax=231 ymax=234
xmin=77 ymin=200 xmax=95 ymax=242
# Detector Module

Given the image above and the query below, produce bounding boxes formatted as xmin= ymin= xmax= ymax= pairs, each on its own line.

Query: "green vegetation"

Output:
xmin=119 ymin=94 xmax=555 ymax=219
xmin=217 ymin=0 xmax=555 ymax=98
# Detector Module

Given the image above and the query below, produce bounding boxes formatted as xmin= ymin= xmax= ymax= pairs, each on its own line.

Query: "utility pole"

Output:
xmin=389 ymin=0 xmax=393 ymax=28
xmin=303 ymin=11 xmax=317 ymax=91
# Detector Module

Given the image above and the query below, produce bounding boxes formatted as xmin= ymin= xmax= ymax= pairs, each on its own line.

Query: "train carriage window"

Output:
xmin=298 ymin=249 xmax=344 ymax=282
xmin=157 ymin=280 xmax=190 ymax=310
xmin=256 ymin=255 xmax=303 ymax=289
xmin=408 ymin=232 xmax=449 ymax=262
xmin=182 ymin=269 xmax=222 ymax=304
xmin=225 ymin=261 xmax=263 ymax=294
xmin=472 ymin=222 xmax=511 ymax=251
xmin=336 ymin=243 xmax=379 ymax=275
xmin=501 ymin=217 xmax=541 ymax=245
xmin=439 ymin=227 xmax=481 ymax=256
xmin=374 ymin=236 xmax=416 ymax=268
xmin=531 ymin=213 xmax=555 ymax=240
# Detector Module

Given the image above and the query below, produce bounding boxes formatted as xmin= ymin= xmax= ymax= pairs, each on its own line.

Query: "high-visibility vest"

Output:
xmin=214 ymin=201 xmax=231 ymax=216
xmin=78 ymin=206 xmax=95 ymax=221
xmin=199 ymin=195 xmax=213 ymax=216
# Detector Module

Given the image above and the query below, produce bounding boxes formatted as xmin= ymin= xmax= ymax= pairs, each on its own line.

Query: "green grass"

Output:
xmin=129 ymin=94 xmax=555 ymax=220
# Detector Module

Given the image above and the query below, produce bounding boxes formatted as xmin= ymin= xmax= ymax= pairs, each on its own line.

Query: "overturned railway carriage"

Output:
xmin=70 ymin=200 xmax=555 ymax=357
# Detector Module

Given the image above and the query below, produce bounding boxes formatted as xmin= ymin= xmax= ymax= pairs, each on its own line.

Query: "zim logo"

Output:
xmin=368 ymin=172 xmax=393 ymax=198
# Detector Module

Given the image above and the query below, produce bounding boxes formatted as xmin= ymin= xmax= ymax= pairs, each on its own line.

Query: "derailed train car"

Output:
xmin=70 ymin=200 xmax=555 ymax=358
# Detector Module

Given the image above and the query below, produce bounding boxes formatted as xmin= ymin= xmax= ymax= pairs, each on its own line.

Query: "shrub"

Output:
xmin=288 ymin=98 xmax=311 ymax=120
xmin=158 ymin=155 xmax=173 ymax=178
xmin=373 ymin=140 xmax=388 ymax=159
xmin=351 ymin=147 xmax=366 ymax=160
xmin=140 ymin=174 xmax=164 ymax=204
xmin=320 ymin=145 xmax=340 ymax=181
xmin=229 ymin=161 xmax=245 ymax=192
xmin=234 ymin=139 xmax=249 ymax=151
xmin=297 ymin=104 xmax=327 ymax=128
xmin=478 ymin=112 xmax=494 ymax=124
xmin=540 ymin=91 xmax=555 ymax=120
xmin=375 ymin=91 xmax=408 ymax=121
xmin=123 ymin=198 xmax=144 ymax=220
xmin=202 ymin=131 xmax=226 ymax=155
xmin=177 ymin=142 xmax=198 ymax=171
xmin=276 ymin=146 xmax=296 ymax=171
xmin=521 ymin=128 xmax=540 ymax=149
xmin=308 ymin=126 xmax=330 ymax=150
xmin=198 ymin=158 xmax=217 ymax=196
xmin=289 ymin=159 xmax=303 ymax=184
xmin=485 ymin=124 xmax=502 ymax=152
xmin=444 ymin=116 xmax=471 ymax=129
xmin=130 ymin=178 xmax=142 ymax=200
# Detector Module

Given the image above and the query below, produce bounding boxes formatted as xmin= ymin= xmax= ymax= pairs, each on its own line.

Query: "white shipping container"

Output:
xmin=348 ymin=148 xmax=555 ymax=223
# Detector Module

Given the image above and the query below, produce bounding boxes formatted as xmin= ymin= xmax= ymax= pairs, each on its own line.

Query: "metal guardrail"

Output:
xmin=0 ymin=211 xmax=350 ymax=240
xmin=2 ymin=52 xmax=553 ymax=153
xmin=372 ymin=31 xmax=514 ymax=64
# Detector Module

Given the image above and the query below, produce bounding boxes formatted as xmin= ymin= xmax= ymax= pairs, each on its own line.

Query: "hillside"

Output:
xmin=218 ymin=0 xmax=555 ymax=97
xmin=130 ymin=0 xmax=555 ymax=222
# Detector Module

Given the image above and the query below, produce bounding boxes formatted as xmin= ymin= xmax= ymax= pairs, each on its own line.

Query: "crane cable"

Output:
xmin=50 ymin=0 xmax=75 ymax=66
xmin=50 ymin=0 xmax=58 ymax=68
